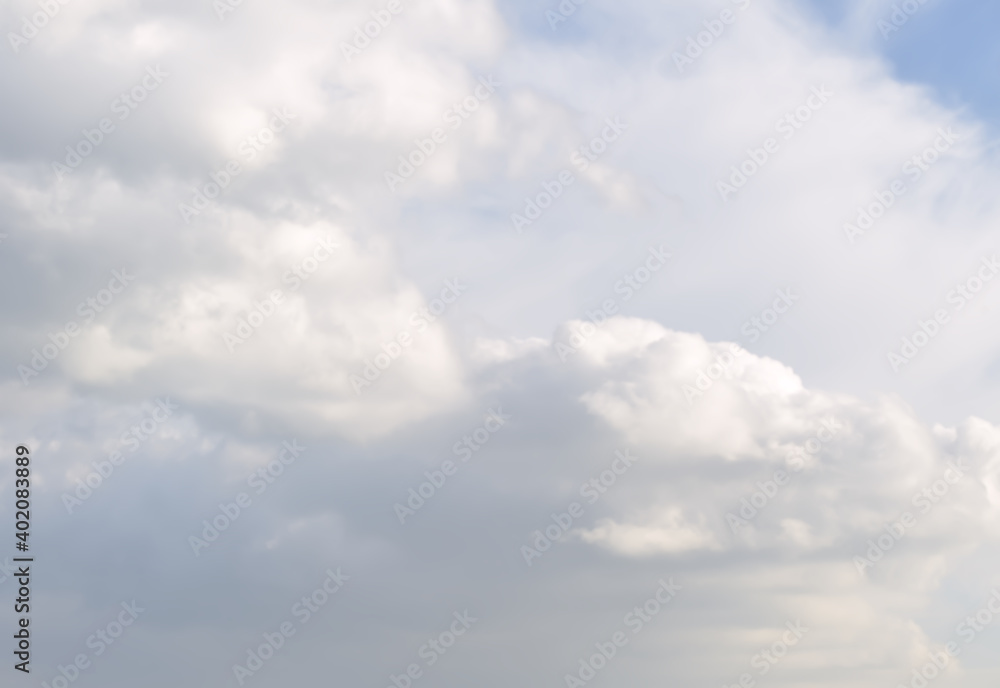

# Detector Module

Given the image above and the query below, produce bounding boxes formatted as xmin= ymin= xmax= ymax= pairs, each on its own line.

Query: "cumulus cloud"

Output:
xmin=1 ymin=0 xmax=999 ymax=686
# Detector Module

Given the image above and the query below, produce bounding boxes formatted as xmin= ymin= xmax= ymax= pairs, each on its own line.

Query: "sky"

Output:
xmin=1 ymin=0 xmax=1000 ymax=687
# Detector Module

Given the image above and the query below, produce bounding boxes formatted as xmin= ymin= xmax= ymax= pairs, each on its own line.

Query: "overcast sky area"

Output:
xmin=2 ymin=0 xmax=1000 ymax=686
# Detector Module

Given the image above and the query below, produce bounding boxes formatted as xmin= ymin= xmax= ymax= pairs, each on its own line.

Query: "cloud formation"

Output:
xmin=1 ymin=0 xmax=999 ymax=686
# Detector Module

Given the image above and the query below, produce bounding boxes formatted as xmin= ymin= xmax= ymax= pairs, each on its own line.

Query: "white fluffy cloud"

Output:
xmin=1 ymin=0 xmax=999 ymax=685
